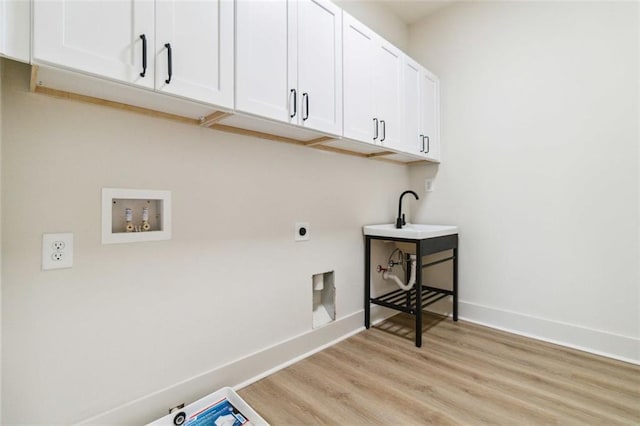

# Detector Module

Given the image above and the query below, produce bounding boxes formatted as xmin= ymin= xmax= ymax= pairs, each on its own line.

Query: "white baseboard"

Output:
xmin=77 ymin=308 xmax=387 ymax=425
xmin=459 ymin=301 xmax=640 ymax=365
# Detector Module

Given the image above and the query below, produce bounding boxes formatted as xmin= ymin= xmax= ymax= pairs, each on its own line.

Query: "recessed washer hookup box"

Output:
xmin=147 ymin=387 xmax=269 ymax=426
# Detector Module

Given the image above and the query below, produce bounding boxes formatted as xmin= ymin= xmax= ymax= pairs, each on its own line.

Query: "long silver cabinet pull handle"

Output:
xmin=380 ymin=120 xmax=386 ymax=142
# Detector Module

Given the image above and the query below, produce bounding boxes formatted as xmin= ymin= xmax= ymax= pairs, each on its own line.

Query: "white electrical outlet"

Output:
xmin=42 ymin=233 xmax=74 ymax=270
xmin=51 ymin=252 xmax=64 ymax=262
xmin=295 ymin=222 xmax=310 ymax=241
xmin=425 ymin=178 xmax=435 ymax=193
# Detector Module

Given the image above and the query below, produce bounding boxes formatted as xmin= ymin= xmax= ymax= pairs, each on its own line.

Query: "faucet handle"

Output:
xmin=402 ymin=214 xmax=406 ymax=226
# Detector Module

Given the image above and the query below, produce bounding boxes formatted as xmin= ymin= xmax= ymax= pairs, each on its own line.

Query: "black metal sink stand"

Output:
xmin=364 ymin=233 xmax=458 ymax=347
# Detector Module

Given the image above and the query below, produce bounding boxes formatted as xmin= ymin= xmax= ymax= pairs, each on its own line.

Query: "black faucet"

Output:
xmin=396 ymin=190 xmax=419 ymax=229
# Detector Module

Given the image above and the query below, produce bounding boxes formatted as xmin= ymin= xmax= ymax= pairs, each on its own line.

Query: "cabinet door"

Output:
xmin=374 ymin=40 xmax=403 ymax=149
xmin=421 ymin=70 xmax=440 ymax=161
xmin=403 ymin=57 xmax=423 ymax=156
xmin=155 ymin=0 xmax=233 ymax=107
xmin=235 ymin=0 xmax=291 ymax=123
xmin=297 ymin=0 xmax=342 ymax=135
xmin=33 ymin=0 xmax=154 ymax=89
xmin=342 ymin=13 xmax=375 ymax=144
xmin=1 ymin=0 xmax=30 ymax=62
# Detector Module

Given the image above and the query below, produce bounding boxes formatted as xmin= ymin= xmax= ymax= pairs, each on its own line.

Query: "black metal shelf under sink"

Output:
xmin=371 ymin=285 xmax=453 ymax=315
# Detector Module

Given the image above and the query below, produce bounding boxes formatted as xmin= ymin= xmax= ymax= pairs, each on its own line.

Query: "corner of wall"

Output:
xmin=637 ymin=2 xmax=640 ymax=329
xmin=335 ymin=0 xmax=409 ymax=50
xmin=0 ymin=56 xmax=4 ymax=424
xmin=403 ymin=1 xmax=640 ymax=362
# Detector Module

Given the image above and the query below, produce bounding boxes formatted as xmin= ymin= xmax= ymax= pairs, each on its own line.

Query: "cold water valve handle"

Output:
xmin=141 ymin=206 xmax=151 ymax=231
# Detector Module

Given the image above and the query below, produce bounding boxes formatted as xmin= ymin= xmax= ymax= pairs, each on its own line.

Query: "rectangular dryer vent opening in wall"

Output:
xmin=312 ymin=271 xmax=335 ymax=328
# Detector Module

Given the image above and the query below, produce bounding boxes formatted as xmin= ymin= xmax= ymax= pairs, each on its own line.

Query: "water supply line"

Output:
xmin=378 ymin=254 xmax=417 ymax=291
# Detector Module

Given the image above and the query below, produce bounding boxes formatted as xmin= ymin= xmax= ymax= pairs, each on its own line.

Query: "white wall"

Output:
xmin=0 ymin=59 xmax=410 ymax=424
xmin=336 ymin=0 xmax=408 ymax=50
xmin=409 ymin=1 xmax=639 ymax=361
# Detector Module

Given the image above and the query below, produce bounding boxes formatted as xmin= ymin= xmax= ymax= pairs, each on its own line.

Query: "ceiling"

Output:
xmin=377 ymin=0 xmax=458 ymax=25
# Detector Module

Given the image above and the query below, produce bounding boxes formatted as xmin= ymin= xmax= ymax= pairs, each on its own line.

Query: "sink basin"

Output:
xmin=363 ymin=223 xmax=458 ymax=240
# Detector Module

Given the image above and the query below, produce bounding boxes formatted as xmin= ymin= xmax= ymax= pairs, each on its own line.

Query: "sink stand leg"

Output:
xmin=415 ymin=241 xmax=423 ymax=347
xmin=365 ymin=236 xmax=371 ymax=329
xmin=453 ymin=246 xmax=458 ymax=322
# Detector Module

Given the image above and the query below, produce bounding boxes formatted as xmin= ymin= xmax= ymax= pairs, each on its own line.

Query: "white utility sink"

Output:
xmin=363 ymin=223 xmax=458 ymax=240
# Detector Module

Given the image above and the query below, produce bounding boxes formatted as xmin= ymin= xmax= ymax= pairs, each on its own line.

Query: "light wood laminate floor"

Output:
xmin=238 ymin=313 xmax=640 ymax=425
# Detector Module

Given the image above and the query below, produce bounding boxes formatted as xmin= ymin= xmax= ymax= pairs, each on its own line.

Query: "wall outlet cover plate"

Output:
xmin=42 ymin=232 xmax=74 ymax=270
xmin=425 ymin=178 xmax=435 ymax=193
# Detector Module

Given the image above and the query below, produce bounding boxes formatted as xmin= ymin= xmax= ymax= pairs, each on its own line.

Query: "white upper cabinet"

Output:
xmin=33 ymin=0 xmax=155 ymax=89
xmin=343 ymin=13 xmax=375 ymax=143
xmin=236 ymin=0 xmax=342 ymax=136
xmin=296 ymin=0 xmax=342 ymax=135
xmin=403 ymin=57 xmax=424 ymax=156
xmin=235 ymin=0 xmax=290 ymax=121
xmin=0 ymin=0 xmax=31 ymax=62
xmin=33 ymin=0 xmax=233 ymax=107
xmin=342 ymin=12 xmax=403 ymax=150
xmin=374 ymin=41 xmax=403 ymax=150
xmin=403 ymin=55 xmax=440 ymax=161
xmin=421 ymin=69 xmax=440 ymax=161
xmin=28 ymin=0 xmax=439 ymax=162
xmin=155 ymin=0 xmax=233 ymax=106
